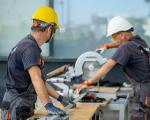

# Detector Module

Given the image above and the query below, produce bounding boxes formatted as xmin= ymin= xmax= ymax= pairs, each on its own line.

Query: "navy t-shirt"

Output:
xmin=5 ymin=34 xmax=42 ymax=90
xmin=111 ymin=35 xmax=150 ymax=82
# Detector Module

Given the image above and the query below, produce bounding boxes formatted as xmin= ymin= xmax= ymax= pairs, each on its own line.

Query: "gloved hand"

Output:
xmin=76 ymin=80 xmax=91 ymax=94
xmin=57 ymin=95 xmax=76 ymax=108
xmin=45 ymin=103 xmax=66 ymax=115
xmin=96 ymin=43 xmax=110 ymax=53
xmin=61 ymin=96 xmax=76 ymax=108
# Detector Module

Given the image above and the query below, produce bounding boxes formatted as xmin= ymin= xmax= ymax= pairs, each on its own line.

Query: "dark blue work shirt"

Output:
xmin=111 ymin=35 xmax=150 ymax=82
xmin=5 ymin=34 xmax=42 ymax=90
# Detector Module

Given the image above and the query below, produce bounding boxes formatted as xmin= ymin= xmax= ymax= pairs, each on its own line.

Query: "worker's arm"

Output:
xmin=45 ymin=82 xmax=59 ymax=99
xmin=96 ymin=41 xmax=121 ymax=52
xmin=28 ymin=65 xmax=51 ymax=105
xmin=46 ymin=82 xmax=76 ymax=108
xmin=88 ymin=59 xmax=117 ymax=84
xmin=106 ymin=41 xmax=121 ymax=49
xmin=76 ymin=59 xmax=117 ymax=92
xmin=28 ymin=66 xmax=71 ymax=114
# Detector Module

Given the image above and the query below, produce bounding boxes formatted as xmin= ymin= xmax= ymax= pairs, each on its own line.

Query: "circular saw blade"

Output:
xmin=75 ymin=51 xmax=107 ymax=80
xmin=82 ymin=61 xmax=101 ymax=80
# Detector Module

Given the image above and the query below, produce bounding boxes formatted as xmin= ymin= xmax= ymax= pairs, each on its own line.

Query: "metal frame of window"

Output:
xmin=49 ymin=0 xmax=54 ymax=56
xmin=46 ymin=0 xmax=76 ymax=62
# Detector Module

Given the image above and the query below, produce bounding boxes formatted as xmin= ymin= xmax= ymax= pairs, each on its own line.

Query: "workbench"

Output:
xmin=0 ymin=86 xmax=133 ymax=120
xmin=88 ymin=86 xmax=134 ymax=120
xmin=28 ymin=99 xmax=110 ymax=120
xmin=28 ymin=86 xmax=133 ymax=120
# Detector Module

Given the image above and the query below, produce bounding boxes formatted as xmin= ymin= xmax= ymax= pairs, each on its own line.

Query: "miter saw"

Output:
xmin=46 ymin=51 xmax=107 ymax=97
xmin=75 ymin=51 xmax=107 ymax=80
xmin=34 ymin=51 xmax=108 ymax=120
xmin=34 ymin=51 xmax=133 ymax=120
xmin=47 ymin=51 xmax=107 ymax=81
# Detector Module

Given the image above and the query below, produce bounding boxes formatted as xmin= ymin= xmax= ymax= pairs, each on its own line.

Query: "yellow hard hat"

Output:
xmin=32 ymin=6 xmax=59 ymax=29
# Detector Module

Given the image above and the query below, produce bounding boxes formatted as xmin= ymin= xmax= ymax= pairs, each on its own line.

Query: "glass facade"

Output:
xmin=54 ymin=0 xmax=150 ymax=58
xmin=0 ymin=0 xmax=49 ymax=56
xmin=1 ymin=0 xmax=150 ymax=58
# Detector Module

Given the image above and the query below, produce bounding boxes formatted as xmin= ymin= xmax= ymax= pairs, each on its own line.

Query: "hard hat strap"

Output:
xmin=45 ymin=24 xmax=56 ymax=43
xmin=49 ymin=25 xmax=56 ymax=39
xmin=33 ymin=20 xmax=56 ymax=29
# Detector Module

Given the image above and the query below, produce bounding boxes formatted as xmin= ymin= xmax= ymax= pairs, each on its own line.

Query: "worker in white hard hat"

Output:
xmin=96 ymin=16 xmax=134 ymax=52
xmin=1 ymin=6 xmax=75 ymax=120
xmin=77 ymin=16 xmax=150 ymax=120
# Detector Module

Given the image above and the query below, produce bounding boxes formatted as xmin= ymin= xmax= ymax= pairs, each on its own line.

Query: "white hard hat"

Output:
xmin=106 ymin=16 xmax=133 ymax=37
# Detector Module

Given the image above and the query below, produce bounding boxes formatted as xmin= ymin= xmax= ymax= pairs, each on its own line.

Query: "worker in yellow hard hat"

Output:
xmin=1 ymin=6 xmax=75 ymax=120
xmin=76 ymin=16 xmax=150 ymax=120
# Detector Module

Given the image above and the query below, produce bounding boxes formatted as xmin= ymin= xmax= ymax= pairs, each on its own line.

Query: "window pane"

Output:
xmin=0 ymin=0 xmax=49 ymax=57
xmin=54 ymin=0 xmax=150 ymax=58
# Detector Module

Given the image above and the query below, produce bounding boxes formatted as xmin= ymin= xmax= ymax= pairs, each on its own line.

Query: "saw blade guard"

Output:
xmin=75 ymin=51 xmax=107 ymax=80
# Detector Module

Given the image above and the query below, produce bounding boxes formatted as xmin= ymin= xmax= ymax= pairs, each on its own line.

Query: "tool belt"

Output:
xmin=6 ymin=83 xmax=36 ymax=94
xmin=1 ymin=84 xmax=37 ymax=120
xmin=131 ymin=108 xmax=150 ymax=120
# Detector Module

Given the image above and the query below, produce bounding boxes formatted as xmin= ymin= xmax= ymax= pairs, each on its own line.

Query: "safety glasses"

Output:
xmin=111 ymin=33 xmax=120 ymax=40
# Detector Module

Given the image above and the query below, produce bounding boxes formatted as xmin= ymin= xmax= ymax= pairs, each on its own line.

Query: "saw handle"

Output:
xmin=47 ymin=65 xmax=69 ymax=78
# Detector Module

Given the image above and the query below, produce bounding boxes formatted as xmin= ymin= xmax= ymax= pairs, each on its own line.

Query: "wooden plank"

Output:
xmin=88 ymin=86 xmax=119 ymax=93
xmin=0 ymin=98 xmax=110 ymax=120
xmin=28 ymin=103 xmax=99 ymax=120
xmin=119 ymin=86 xmax=133 ymax=91
xmin=65 ymin=103 xmax=100 ymax=120
xmin=28 ymin=99 xmax=110 ymax=120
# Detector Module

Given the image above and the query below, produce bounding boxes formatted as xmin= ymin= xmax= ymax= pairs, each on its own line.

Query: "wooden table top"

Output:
xmin=28 ymin=98 xmax=110 ymax=120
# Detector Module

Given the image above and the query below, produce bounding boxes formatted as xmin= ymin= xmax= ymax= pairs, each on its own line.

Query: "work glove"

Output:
xmin=96 ymin=43 xmax=110 ymax=54
xmin=45 ymin=103 xmax=66 ymax=115
xmin=57 ymin=95 xmax=76 ymax=108
xmin=75 ymin=80 xmax=91 ymax=94
xmin=61 ymin=96 xmax=76 ymax=108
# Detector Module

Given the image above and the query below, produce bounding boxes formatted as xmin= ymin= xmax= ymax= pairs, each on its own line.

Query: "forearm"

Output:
xmin=28 ymin=66 xmax=51 ymax=105
xmin=107 ymin=41 xmax=120 ymax=49
xmin=88 ymin=59 xmax=116 ymax=84
xmin=32 ymin=77 xmax=51 ymax=105
xmin=46 ymin=82 xmax=59 ymax=99
xmin=96 ymin=41 xmax=120 ymax=52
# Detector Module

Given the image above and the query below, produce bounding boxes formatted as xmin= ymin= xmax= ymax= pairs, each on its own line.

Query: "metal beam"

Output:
xmin=49 ymin=0 xmax=54 ymax=8
xmin=49 ymin=0 xmax=54 ymax=56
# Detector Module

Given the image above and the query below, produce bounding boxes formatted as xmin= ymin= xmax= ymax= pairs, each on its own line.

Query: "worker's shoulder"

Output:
xmin=119 ymin=42 xmax=130 ymax=50
xmin=121 ymin=40 xmax=136 ymax=48
xmin=17 ymin=35 xmax=38 ymax=51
